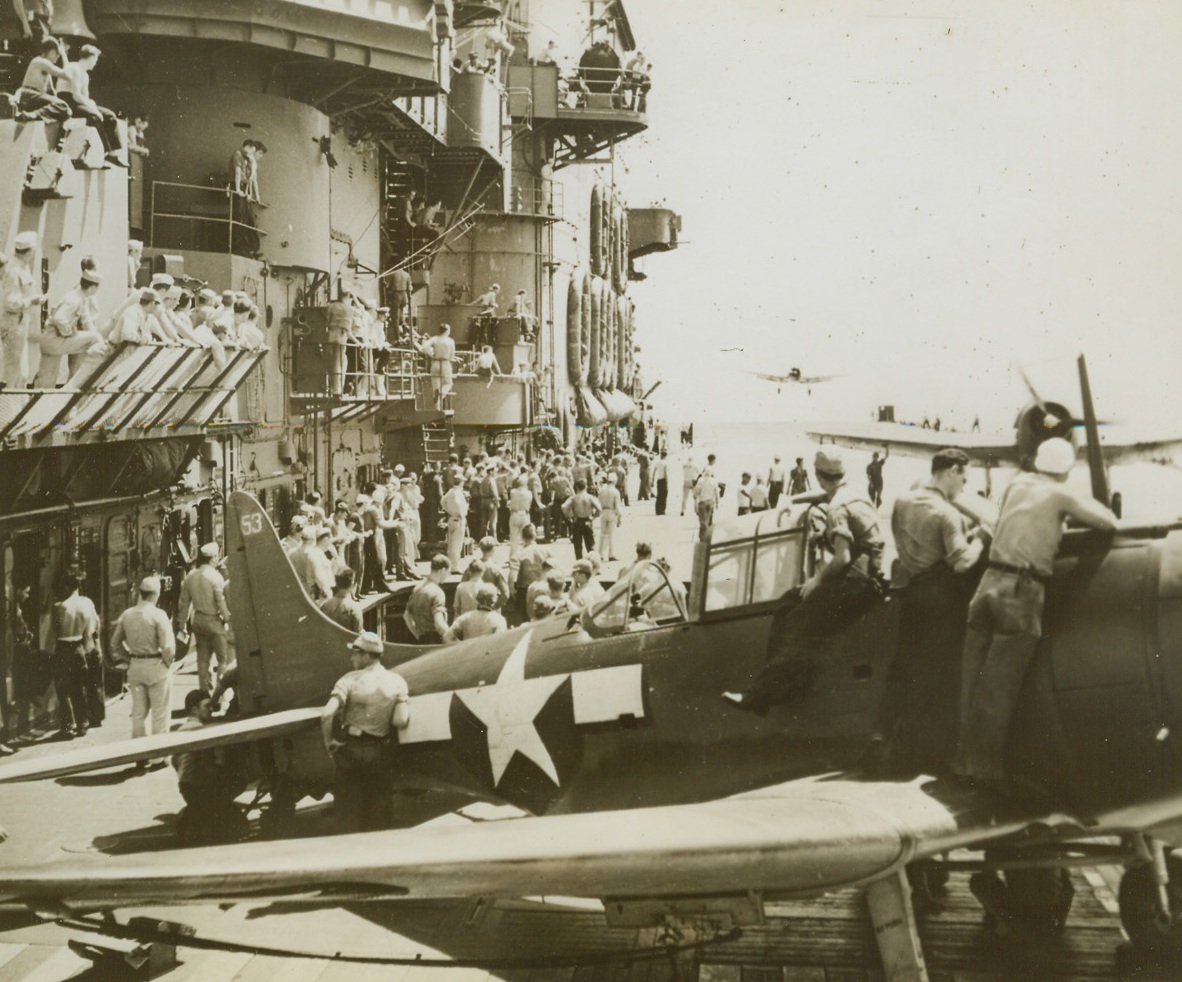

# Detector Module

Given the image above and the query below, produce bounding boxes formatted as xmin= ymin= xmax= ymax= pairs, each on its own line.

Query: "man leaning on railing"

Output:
xmin=34 ymin=268 xmax=107 ymax=388
xmin=109 ymin=288 xmax=165 ymax=345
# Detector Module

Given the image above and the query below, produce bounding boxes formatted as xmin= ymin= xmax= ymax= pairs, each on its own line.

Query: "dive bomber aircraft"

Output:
xmin=745 ymin=366 xmax=843 ymax=395
xmin=1 ymin=358 xmax=1182 ymax=981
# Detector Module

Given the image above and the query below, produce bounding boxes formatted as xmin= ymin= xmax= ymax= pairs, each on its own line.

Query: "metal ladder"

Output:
xmin=421 ymin=417 xmax=453 ymax=467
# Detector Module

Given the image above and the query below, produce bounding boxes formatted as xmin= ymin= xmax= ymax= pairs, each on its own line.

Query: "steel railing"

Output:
xmin=149 ymin=180 xmax=267 ymax=257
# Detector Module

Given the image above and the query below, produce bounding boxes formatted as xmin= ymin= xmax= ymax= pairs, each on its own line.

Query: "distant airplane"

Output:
xmin=746 ymin=366 xmax=843 ymax=395
xmin=808 ymin=356 xmax=1182 ymax=499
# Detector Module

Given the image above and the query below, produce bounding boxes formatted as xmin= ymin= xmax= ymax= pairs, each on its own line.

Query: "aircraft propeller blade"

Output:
xmin=1014 ymin=362 xmax=1057 ymax=421
xmin=1014 ymin=362 xmax=1112 ymax=429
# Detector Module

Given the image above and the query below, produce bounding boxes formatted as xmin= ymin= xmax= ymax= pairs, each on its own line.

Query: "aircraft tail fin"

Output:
xmin=226 ymin=492 xmax=426 ymax=716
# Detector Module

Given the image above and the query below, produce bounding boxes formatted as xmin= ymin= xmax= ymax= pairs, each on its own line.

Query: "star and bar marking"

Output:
xmin=398 ymin=630 xmax=645 ymax=789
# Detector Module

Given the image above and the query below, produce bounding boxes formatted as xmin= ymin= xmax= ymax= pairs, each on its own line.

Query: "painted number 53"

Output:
xmin=241 ymin=513 xmax=264 ymax=536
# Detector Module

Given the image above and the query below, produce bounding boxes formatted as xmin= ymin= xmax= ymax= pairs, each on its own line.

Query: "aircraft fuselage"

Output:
xmin=226 ymin=493 xmax=1182 ymax=830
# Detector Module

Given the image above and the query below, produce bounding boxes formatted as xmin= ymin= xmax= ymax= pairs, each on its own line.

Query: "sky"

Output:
xmin=612 ymin=0 xmax=1182 ymax=430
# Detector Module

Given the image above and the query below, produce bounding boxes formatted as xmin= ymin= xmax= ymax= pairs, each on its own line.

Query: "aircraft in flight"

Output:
xmin=2 ymin=358 xmax=1182 ymax=978
xmin=745 ymin=366 xmax=843 ymax=395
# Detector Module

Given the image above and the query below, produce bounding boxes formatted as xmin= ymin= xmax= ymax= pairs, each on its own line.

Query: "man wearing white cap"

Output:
xmin=724 ymin=448 xmax=885 ymax=714
xmin=176 ymin=542 xmax=231 ymax=693
xmin=597 ymin=472 xmax=622 ymax=560
xmin=956 ymin=438 xmax=1117 ymax=785
xmin=1 ymin=232 xmax=46 ymax=388
xmin=35 ymin=269 xmax=107 ymax=387
xmin=440 ymin=472 xmax=468 ymax=570
xmin=281 ymin=514 xmax=306 ymax=556
xmin=320 ymin=631 xmax=410 ymax=832
xmin=111 ymin=576 xmax=175 ymax=757
xmin=691 ymin=465 xmax=719 ymax=543
xmin=767 ymin=455 xmax=787 ymax=508
xmin=191 ymin=288 xmax=218 ymax=329
xmin=296 ymin=525 xmax=334 ymax=602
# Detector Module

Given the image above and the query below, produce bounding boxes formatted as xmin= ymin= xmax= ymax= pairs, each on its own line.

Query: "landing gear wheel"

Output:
xmin=1006 ymin=867 xmax=1074 ymax=934
xmin=1119 ymin=854 xmax=1182 ymax=956
xmin=908 ymin=860 xmax=950 ymax=915
xmin=970 ymin=868 xmax=1074 ymax=936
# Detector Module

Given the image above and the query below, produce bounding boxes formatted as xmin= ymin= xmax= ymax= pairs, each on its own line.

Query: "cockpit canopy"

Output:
xmin=579 ymin=506 xmax=816 ymax=636
xmin=697 ymin=508 xmax=813 ymax=618
xmin=583 ymin=560 xmax=688 ymax=637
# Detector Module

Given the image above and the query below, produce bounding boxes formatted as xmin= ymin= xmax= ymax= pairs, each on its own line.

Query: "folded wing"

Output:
xmin=0 ymin=708 xmax=321 ymax=785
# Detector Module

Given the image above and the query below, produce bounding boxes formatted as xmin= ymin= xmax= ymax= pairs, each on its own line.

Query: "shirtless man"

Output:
xmin=955 ymin=438 xmax=1116 ymax=785
xmin=14 ymin=36 xmax=71 ymax=124
xmin=52 ymin=564 xmax=102 ymax=738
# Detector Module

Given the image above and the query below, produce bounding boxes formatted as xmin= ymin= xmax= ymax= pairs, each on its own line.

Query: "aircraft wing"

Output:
xmin=799 ymin=374 xmax=842 ymax=384
xmin=1093 ymin=431 xmax=1182 ymax=468
xmin=0 ymin=774 xmax=1144 ymax=912
xmin=745 ymin=370 xmax=792 ymax=383
xmin=808 ymin=422 xmax=1018 ymax=465
xmin=0 ymin=707 xmax=321 ymax=785
xmin=810 ymin=422 xmax=1182 ymax=470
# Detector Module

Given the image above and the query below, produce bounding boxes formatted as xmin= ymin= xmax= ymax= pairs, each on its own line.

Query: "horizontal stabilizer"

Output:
xmin=0 ymin=708 xmax=321 ymax=785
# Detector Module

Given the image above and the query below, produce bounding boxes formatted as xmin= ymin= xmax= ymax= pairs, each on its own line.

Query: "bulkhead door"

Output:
xmin=103 ymin=514 xmax=136 ymax=644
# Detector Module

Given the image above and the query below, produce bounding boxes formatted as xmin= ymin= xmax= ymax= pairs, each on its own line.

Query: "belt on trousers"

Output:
xmin=987 ymin=561 xmax=1050 ymax=584
xmin=57 ymin=636 xmax=83 ymax=643
xmin=346 ymin=726 xmax=384 ymax=739
xmin=128 ymin=653 xmax=162 ymax=659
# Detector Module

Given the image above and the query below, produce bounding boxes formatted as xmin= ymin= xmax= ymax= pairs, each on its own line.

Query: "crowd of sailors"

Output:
xmin=721 ymin=438 xmax=1117 ymax=801
xmin=0 ymin=34 xmax=279 ymax=393
xmin=0 ymin=235 xmax=272 ymax=394
xmin=1 ymin=427 xmax=1116 ymax=840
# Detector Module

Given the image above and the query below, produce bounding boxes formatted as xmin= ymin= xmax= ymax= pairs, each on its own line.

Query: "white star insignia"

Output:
xmin=456 ymin=630 xmax=567 ymax=787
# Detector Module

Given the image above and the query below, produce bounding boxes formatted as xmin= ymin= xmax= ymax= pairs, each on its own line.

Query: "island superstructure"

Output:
xmin=0 ymin=0 xmax=679 ymax=689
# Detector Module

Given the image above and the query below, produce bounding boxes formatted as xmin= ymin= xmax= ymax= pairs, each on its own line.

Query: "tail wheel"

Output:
xmin=1120 ymin=855 xmax=1182 ymax=954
